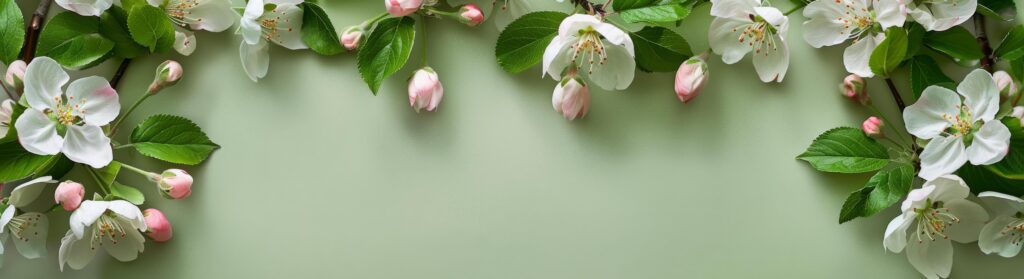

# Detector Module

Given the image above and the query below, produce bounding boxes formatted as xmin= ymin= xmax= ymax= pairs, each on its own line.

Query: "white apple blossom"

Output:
xmin=55 ymin=0 xmax=113 ymax=16
xmin=904 ymin=69 xmax=1011 ymax=180
xmin=977 ymin=192 xmax=1024 ymax=257
xmin=542 ymin=14 xmax=635 ymax=91
xmin=6 ymin=176 xmax=58 ymax=208
xmin=0 ymin=205 xmax=49 ymax=267
xmin=884 ymin=175 xmax=988 ymax=279
xmin=238 ymin=0 xmax=307 ymax=82
xmin=708 ymin=0 xmax=790 ymax=82
xmin=802 ymin=0 xmax=907 ymax=77
xmin=146 ymin=0 xmax=235 ymax=56
xmin=59 ymin=200 xmax=148 ymax=271
xmin=14 ymin=57 xmax=120 ymax=169
xmin=907 ymin=0 xmax=976 ymax=31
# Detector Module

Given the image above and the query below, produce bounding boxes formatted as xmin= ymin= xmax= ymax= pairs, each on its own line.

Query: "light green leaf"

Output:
xmin=127 ymin=4 xmax=175 ymax=52
xmin=99 ymin=6 xmax=147 ymax=59
xmin=110 ymin=182 xmax=145 ymax=205
xmin=495 ymin=11 xmax=568 ymax=74
xmin=0 ymin=0 xmax=24 ymax=64
xmin=35 ymin=12 xmax=114 ymax=69
xmin=924 ymin=26 xmax=984 ymax=62
xmin=797 ymin=127 xmax=891 ymax=173
xmin=619 ymin=4 xmax=691 ymax=24
xmin=301 ymin=2 xmax=344 ymax=56
xmin=996 ymin=25 xmax=1024 ymax=61
xmin=629 ymin=26 xmax=692 ymax=72
xmin=908 ymin=55 xmax=954 ymax=98
xmin=612 ymin=0 xmax=659 ymax=11
xmin=94 ymin=161 xmax=121 ymax=187
xmin=357 ymin=16 xmax=416 ymax=95
xmin=130 ymin=114 xmax=220 ymax=165
xmin=869 ymin=27 xmax=907 ymax=77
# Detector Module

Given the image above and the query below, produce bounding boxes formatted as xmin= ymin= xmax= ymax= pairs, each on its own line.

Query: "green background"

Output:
xmin=6 ymin=0 xmax=1024 ymax=277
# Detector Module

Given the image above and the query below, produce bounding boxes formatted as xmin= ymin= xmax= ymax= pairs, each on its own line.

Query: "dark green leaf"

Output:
xmin=630 ymin=26 xmax=693 ymax=72
xmin=908 ymin=55 xmax=954 ymax=98
xmin=301 ymin=2 xmax=344 ymax=56
xmin=0 ymin=141 xmax=55 ymax=183
xmin=99 ymin=6 xmax=147 ymax=59
xmin=996 ymin=25 xmax=1024 ymax=61
xmin=797 ymin=127 xmax=891 ymax=173
xmin=36 ymin=12 xmax=114 ymax=69
xmin=978 ymin=0 xmax=1016 ymax=20
xmin=924 ymin=26 xmax=984 ymax=62
xmin=619 ymin=4 xmax=691 ymax=24
xmin=495 ymin=11 xmax=568 ymax=74
xmin=839 ymin=188 xmax=870 ymax=224
xmin=357 ymin=17 xmax=416 ymax=95
xmin=127 ymin=4 xmax=175 ymax=52
xmin=612 ymin=0 xmax=659 ymax=11
xmin=130 ymin=114 xmax=220 ymax=165
xmin=869 ymin=27 xmax=908 ymax=77
xmin=0 ymin=0 xmax=24 ymax=64
xmin=960 ymin=163 xmax=1024 ymax=196
xmin=905 ymin=23 xmax=925 ymax=57
xmin=862 ymin=164 xmax=915 ymax=217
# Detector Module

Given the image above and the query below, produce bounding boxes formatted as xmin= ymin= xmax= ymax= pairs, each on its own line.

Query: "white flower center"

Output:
xmin=5 ymin=214 xmax=41 ymax=242
xmin=734 ymin=15 xmax=780 ymax=57
xmin=571 ymin=28 xmax=608 ymax=75
xmin=45 ymin=95 xmax=87 ymax=126
xmin=913 ymin=201 xmax=961 ymax=242
xmin=259 ymin=10 xmax=295 ymax=42
xmin=165 ymin=0 xmax=202 ymax=27
xmin=89 ymin=214 xmax=129 ymax=249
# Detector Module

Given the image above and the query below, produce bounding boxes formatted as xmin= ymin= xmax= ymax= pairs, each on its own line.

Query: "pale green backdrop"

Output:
xmin=5 ymin=0 xmax=1024 ymax=278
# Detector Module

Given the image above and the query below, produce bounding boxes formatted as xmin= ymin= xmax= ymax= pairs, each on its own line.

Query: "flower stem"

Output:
xmin=974 ymin=14 xmax=995 ymax=73
xmin=119 ymin=162 xmax=158 ymax=180
xmin=360 ymin=13 xmax=390 ymax=30
xmin=884 ymin=78 xmax=906 ymax=111
xmin=21 ymin=0 xmax=52 ymax=64
xmin=868 ymin=105 xmax=913 ymax=148
xmin=107 ymin=93 xmax=151 ymax=137
xmin=420 ymin=15 xmax=428 ymax=67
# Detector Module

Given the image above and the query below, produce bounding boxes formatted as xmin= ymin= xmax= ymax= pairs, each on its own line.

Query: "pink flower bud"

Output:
xmin=149 ymin=60 xmax=183 ymax=94
xmin=144 ymin=208 xmax=173 ymax=242
xmin=840 ymin=74 xmax=868 ymax=104
xmin=674 ymin=55 xmax=709 ymax=104
xmin=1012 ymin=106 xmax=1024 ymax=122
xmin=993 ymin=71 xmax=1017 ymax=100
xmin=53 ymin=181 xmax=84 ymax=211
xmin=341 ymin=27 xmax=363 ymax=51
xmin=4 ymin=60 xmax=26 ymax=92
xmin=458 ymin=4 xmax=484 ymax=27
xmin=552 ymin=78 xmax=590 ymax=120
xmin=386 ymin=0 xmax=422 ymax=17
xmin=408 ymin=67 xmax=444 ymax=112
xmin=862 ymin=116 xmax=883 ymax=137
xmin=157 ymin=169 xmax=193 ymax=200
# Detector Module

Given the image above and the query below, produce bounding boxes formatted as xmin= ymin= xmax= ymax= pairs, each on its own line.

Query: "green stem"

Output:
xmin=783 ymin=3 xmax=806 ymax=16
xmin=113 ymin=144 xmax=134 ymax=150
xmin=360 ymin=13 xmax=390 ymax=29
xmin=120 ymin=162 xmax=158 ymax=180
xmin=867 ymin=105 xmax=913 ymax=147
xmin=420 ymin=15 xmax=429 ymax=67
xmin=107 ymin=93 xmax=151 ymax=137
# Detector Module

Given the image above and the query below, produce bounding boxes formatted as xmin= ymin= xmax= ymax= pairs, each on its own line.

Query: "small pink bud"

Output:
xmin=149 ymin=60 xmax=183 ymax=94
xmin=1012 ymin=106 xmax=1024 ymax=122
xmin=53 ymin=181 xmax=84 ymax=211
xmin=862 ymin=116 xmax=883 ymax=137
xmin=408 ymin=67 xmax=444 ymax=112
xmin=341 ymin=27 xmax=363 ymax=51
xmin=4 ymin=60 xmax=26 ymax=92
xmin=386 ymin=0 xmax=422 ymax=17
xmin=993 ymin=71 xmax=1018 ymax=101
xmin=144 ymin=208 xmax=173 ymax=242
xmin=552 ymin=77 xmax=590 ymax=120
xmin=841 ymin=74 xmax=868 ymax=105
xmin=458 ymin=4 xmax=484 ymax=27
xmin=674 ymin=54 xmax=709 ymax=104
xmin=157 ymin=169 xmax=193 ymax=200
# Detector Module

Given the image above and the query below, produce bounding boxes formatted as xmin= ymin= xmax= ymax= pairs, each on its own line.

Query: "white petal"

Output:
xmin=103 ymin=219 xmax=144 ymax=262
xmin=60 ymin=228 xmax=96 ymax=270
xmin=62 ymin=125 xmax=112 ymax=168
xmin=978 ymin=191 xmax=1024 ymax=215
xmin=926 ymin=174 xmax=971 ymax=202
xmin=108 ymin=200 xmax=146 ymax=231
xmin=240 ymin=40 xmax=270 ymax=82
xmin=967 ymin=121 xmax=1011 ymax=165
xmin=906 ymin=239 xmax=952 ymax=279
xmin=908 ymin=0 xmax=976 ymax=31
xmin=0 ymin=205 xmax=14 ymax=230
xmin=54 ymin=0 xmax=113 ymax=16
xmin=884 ymin=214 xmax=911 ymax=252
xmin=710 ymin=0 xmax=759 ymax=20
xmin=14 ymin=109 xmax=63 ymax=156
xmin=708 ymin=18 xmax=753 ymax=64
xmin=187 ymin=0 xmax=237 ymax=32
xmin=752 ymin=37 xmax=789 ymax=83
xmin=174 ymin=29 xmax=197 ymax=56
xmin=957 ymin=69 xmax=1000 ymax=122
xmin=264 ymin=4 xmax=307 ymax=50
xmin=754 ymin=7 xmax=788 ymax=31
xmin=919 ymin=136 xmax=968 ymax=180
xmin=944 ymin=199 xmax=989 ymax=243
xmin=8 ymin=176 xmax=56 ymax=208
xmin=873 ymin=0 xmax=908 ymax=29
xmin=23 ymin=57 xmax=67 ymax=111
xmin=65 ymin=76 xmax=119 ymax=126
xmin=265 ymin=0 xmax=303 ymax=4
xmin=240 ymin=19 xmax=263 ymax=45
xmin=595 ymin=22 xmax=634 ymax=57
xmin=978 ymin=215 xmax=1024 ymax=257
xmin=242 ymin=0 xmax=264 ymax=20
xmin=801 ymin=10 xmax=851 ymax=49
xmin=843 ymin=33 xmax=882 ymax=78
xmin=0 ymin=99 xmax=13 ymax=136
xmin=558 ymin=14 xmax=602 ymax=38
xmin=903 ymin=86 xmax=960 ymax=139
xmin=542 ymin=36 xmax=573 ymax=80
xmin=146 ymin=0 xmax=161 ymax=7
xmin=587 ymin=44 xmax=636 ymax=90
xmin=12 ymin=213 xmax=48 ymax=259
xmin=69 ymin=201 xmax=107 ymax=238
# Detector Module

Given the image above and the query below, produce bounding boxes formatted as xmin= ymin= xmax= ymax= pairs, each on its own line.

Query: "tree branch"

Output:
xmin=975 ymin=14 xmax=995 ymax=73
xmin=110 ymin=59 xmax=132 ymax=89
xmin=22 ymin=0 xmax=53 ymax=63
xmin=885 ymin=78 xmax=906 ymax=111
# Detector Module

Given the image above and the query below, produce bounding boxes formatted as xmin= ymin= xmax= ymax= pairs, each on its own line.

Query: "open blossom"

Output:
xmin=978 ymin=192 xmax=1024 ymax=257
xmin=59 ymin=200 xmax=148 ymax=271
xmin=552 ymin=78 xmax=590 ymax=120
xmin=55 ymin=181 xmax=86 ymax=211
xmin=408 ymin=67 xmax=444 ymax=113
xmin=55 ymin=0 xmax=113 ymax=16
xmin=14 ymin=57 xmax=120 ymax=168
xmin=143 ymin=209 xmax=173 ymax=242
xmin=239 ymin=0 xmax=307 ymax=82
xmin=6 ymin=176 xmax=58 ymax=208
xmin=802 ymin=0 xmax=906 ymax=77
xmin=907 ymin=0 xmax=975 ymax=31
xmin=386 ymin=0 xmax=422 ymax=17
xmin=709 ymin=0 xmax=790 ymax=82
xmin=675 ymin=55 xmax=709 ymax=104
xmin=147 ymin=0 xmax=235 ymax=56
xmin=543 ymin=14 xmax=635 ymax=91
xmin=904 ymin=69 xmax=1011 ymax=180
xmin=0 ymin=205 xmax=49 ymax=263
xmin=884 ymin=175 xmax=988 ymax=279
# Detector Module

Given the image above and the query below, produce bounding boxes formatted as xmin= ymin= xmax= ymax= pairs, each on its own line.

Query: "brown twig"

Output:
xmin=885 ymin=78 xmax=906 ymax=111
xmin=975 ymin=14 xmax=995 ymax=73
xmin=110 ymin=59 xmax=132 ymax=89
xmin=22 ymin=0 xmax=53 ymax=63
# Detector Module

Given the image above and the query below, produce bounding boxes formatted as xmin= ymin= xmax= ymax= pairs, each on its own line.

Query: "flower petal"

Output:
xmin=843 ymin=33 xmax=882 ymax=78
xmin=587 ymin=44 xmax=636 ymax=90
xmin=801 ymin=2 xmax=851 ymax=49
xmin=69 ymin=200 xmax=107 ymax=239
xmin=919 ymin=136 xmax=968 ymax=180
xmin=187 ymin=0 xmax=237 ymax=32
xmin=242 ymin=0 xmax=264 ymax=20
xmin=62 ymin=125 xmax=112 ymax=168
xmin=14 ymin=109 xmax=63 ymax=156
xmin=240 ymin=40 xmax=270 ymax=82
xmin=23 ymin=57 xmax=68 ymax=111
xmin=967 ymin=121 xmax=1011 ymax=165
xmin=906 ymin=238 xmax=952 ymax=279
xmin=944 ymin=199 xmax=988 ymax=243
xmin=542 ymin=36 xmax=573 ymax=80
xmin=978 ymin=215 xmax=1024 ymax=257
xmin=978 ymin=191 xmax=1024 ymax=215
xmin=708 ymin=18 xmax=753 ymax=64
xmin=59 ymin=229 xmax=96 ymax=271
xmin=957 ymin=69 xmax=1000 ymax=122
xmin=595 ymin=22 xmax=634 ymax=57
xmin=558 ymin=14 xmax=602 ymax=38
xmin=174 ymin=29 xmax=197 ymax=56
xmin=0 ymin=205 xmax=14 ymax=229
xmin=907 ymin=0 xmax=976 ymax=31
xmin=54 ymin=0 xmax=114 ymax=16
xmin=752 ymin=37 xmax=789 ymax=82
xmin=108 ymin=200 xmax=147 ymax=231
xmin=8 ymin=176 xmax=56 ymax=208
xmin=873 ymin=0 xmax=907 ymax=29
xmin=904 ymin=86 xmax=960 ymax=139
xmin=65 ymin=76 xmax=119 ymax=126
xmin=12 ymin=213 xmax=48 ymax=259
xmin=926 ymin=174 xmax=971 ymax=202
xmin=264 ymin=4 xmax=307 ymax=50
xmin=884 ymin=214 xmax=912 ymax=252
xmin=103 ymin=219 xmax=145 ymax=262
xmin=754 ymin=7 xmax=788 ymax=33
xmin=710 ymin=0 xmax=759 ymax=20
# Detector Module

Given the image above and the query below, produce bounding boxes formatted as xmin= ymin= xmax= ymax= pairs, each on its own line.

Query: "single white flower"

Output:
xmin=708 ymin=0 xmax=790 ymax=82
xmin=14 ymin=57 xmax=119 ymax=169
xmin=977 ymin=192 xmax=1024 ymax=257
xmin=58 ymin=200 xmax=148 ymax=271
xmin=904 ymin=69 xmax=1011 ymax=180
xmin=802 ymin=0 xmax=907 ymax=77
xmin=0 ymin=99 xmax=13 ymax=137
xmin=238 ymin=0 xmax=307 ymax=82
xmin=907 ymin=0 xmax=976 ymax=31
xmin=147 ymin=0 xmax=236 ymax=56
xmin=7 ymin=176 xmax=58 ymax=208
xmin=542 ymin=14 xmax=635 ymax=91
xmin=0 ymin=205 xmax=49 ymax=267
xmin=883 ymin=175 xmax=988 ymax=279
xmin=55 ymin=0 xmax=113 ymax=16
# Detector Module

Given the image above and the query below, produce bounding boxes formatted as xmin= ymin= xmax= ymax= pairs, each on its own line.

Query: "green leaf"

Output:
xmin=797 ymin=127 xmax=891 ymax=173
xmin=978 ymin=0 xmax=1016 ymax=20
xmin=127 ymin=4 xmax=175 ymax=52
xmin=612 ymin=0 xmax=659 ymax=11
xmin=130 ymin=114 xmax=220 ymax=165
xmin=99 ymin=6 xmax=147 ymax=59
xmin=0 ymin=141 xmax=55 ymax=183
xmin=0 ymin=0 xmax=24 ymax=64
xmin=924 ymin=26 xmax=984 ymax=62
xmin=36 ymin=12 xmax=114 ymax=69
xmin=1011 ymin=59 xmax=1024 ymax=82
xmin=494 ymin=11 xmax=568 ymax=74
xmin=357 ymin=17 xmax=416 ymax=95
xmin=629 ymin=26 xmax=693 ymax=72
xmin=960 ymin=163 xmax=1024 ymax=196
xmin=838 ymin=188 xmax=870 ymax=224
xmin=94 ymin=161 xmax=121 ymax=187
xmin=110 ymin=182 xmax=145 ymax=205
xmin=905 ymin=23 xmax=926 ymax=57
xmin=908 ymin=55 xmax=954 ymax=98
xmin=36 ymin=155 xmax=74 ymax=180
xmin=996 ymin=25 xmax=1024 ymax=61
xmin=862 ymin=164 xmax=915 ymax=217
xmin=986 ymin=117 xmax=1024 ymax=179
xmin=619 ymin=4 xmax=691 ymax=24
xmin=301 ymin=2 xmax=344 ymax=56
xmin=869 ymin=27 xmax=908 ymax=77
